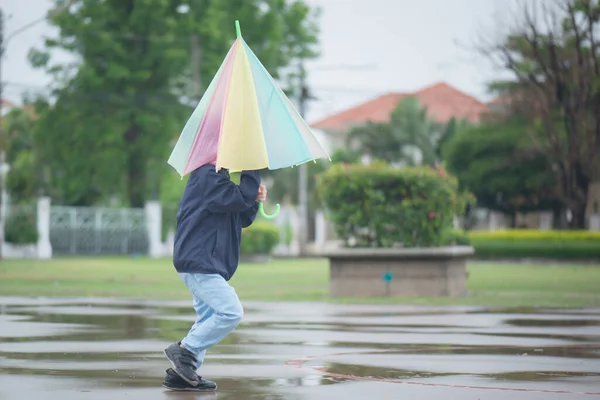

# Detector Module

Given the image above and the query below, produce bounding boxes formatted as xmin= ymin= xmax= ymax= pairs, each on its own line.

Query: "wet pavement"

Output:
xmin=0 ymin=297 xmax=599 ymax=399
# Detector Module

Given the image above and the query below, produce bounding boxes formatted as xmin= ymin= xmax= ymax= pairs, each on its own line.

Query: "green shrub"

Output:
xmin=469 ymin=229 xmax=600 ymax=259
xmin=5 ymin=211 xmax=38 ymax=244
xmin=443 ymin=228 xmax=471 ymax=246
xmin=282 ymin=221 xmax=293 ymax=246
xmin=469 ymin=229 xmax=600 ymax=240
xmin=317 ymin=162 xmax=472 ymax=248
xmin=241 ymin=220 xmax=280 ymax=255
xmin=161 ymin=203 xmax=178 ymax=242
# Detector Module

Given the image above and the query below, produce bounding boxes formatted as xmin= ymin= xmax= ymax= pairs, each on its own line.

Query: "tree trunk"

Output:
xmin=560 ymin=162 xmax=590 ymax=229
xmin=127 ymin=150 xmax=146 ymax=208
xmin=567 ymin=201 xmax=587 ymax=229
xmin=124 ymin=121 xmax=146 ymax=208
xmin=510 ymin=210 xmax=517 ymax=228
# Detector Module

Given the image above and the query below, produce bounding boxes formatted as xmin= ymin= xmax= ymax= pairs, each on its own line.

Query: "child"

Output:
xmin=161 ymin=164 xmax=266 ymax=391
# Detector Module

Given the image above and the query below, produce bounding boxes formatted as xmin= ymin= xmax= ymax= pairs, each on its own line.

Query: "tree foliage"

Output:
xmin=317 ymin=162 xmax=469 ymax=248
xmin=436 ymin=116 xmax=471 ymax=160
xmin=482 ymin=0 xmax=600 ymax=228
xmin=3 ymin=107 xmax=40 ymax=202
xmin=346 ymin=96 xmax=445 ymax=166
xmin=259 ymin=148 xmax=361 ymax=208
xmin=443 ymin=117 xmax=560 ymax=220
xmin=29 ymin=0 xmax=320 ymax=207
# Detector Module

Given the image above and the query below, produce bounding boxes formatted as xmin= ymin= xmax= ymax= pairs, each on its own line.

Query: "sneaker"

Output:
xmin=163 ymin=342 xmax=200 ymax=386
xmin=162 ymin=368 xmax=217 ymax=391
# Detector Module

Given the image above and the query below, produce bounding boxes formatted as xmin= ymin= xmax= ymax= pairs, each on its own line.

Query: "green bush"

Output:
xmin=443 ymin=228 xmax=471 ymax=246
xmin=282 ymin=221 xmax=293 ymax=246
xmin=161 ymin=203 xmax=178 ymax=242
xmin=240 ymin=220 xmax=280 ymax=255
xmin=469 ymin=229 xmax=600 ymax=259
xmin=5 ymin=211 xmax=38 ymax=244
xmin=469 ymin=229 xmax=600 ymax=240
xmin=317 ymin=162 xmax=472 ymax=248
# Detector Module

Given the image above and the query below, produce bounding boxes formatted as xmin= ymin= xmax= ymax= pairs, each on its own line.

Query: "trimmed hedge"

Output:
xmin=469 ymin=230 xmax=600 ymax=259
xmin=5 ymin=206 xmax=38 ymax=244
xmin=469 ymin=230 xmax=600 ymax=240
xmin=240 ymin=220 xmax=280 ymax=255
xmin=443 ymin=228 xmax=471 ymax=246
xmin=317 ymin=162 xmax=472 ymax=248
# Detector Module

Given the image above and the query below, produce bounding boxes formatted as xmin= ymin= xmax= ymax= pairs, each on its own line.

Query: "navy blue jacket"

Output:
xmin=173 ymin=164 xmax=261 ymax=280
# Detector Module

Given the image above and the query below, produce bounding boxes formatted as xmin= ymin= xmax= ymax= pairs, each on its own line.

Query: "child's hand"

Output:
xmin=256 ymin=184 xmax=267 ymax=202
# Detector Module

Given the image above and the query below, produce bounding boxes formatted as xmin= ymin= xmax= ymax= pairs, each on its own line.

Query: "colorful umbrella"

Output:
xmin=168 ymin=20 xmax=329 ymax=219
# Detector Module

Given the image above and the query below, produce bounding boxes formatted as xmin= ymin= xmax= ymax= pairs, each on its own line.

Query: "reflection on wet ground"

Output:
xmin=0 ymin=298 xmax=599 ymax=399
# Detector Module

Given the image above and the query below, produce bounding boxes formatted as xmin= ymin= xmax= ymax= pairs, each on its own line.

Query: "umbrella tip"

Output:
xmin=235 ymin=20 xmax=241 ymax=38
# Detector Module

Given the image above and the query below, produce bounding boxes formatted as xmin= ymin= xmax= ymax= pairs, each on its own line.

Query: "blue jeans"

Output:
xmin=179 ymin=273 xmax=244 ymax=368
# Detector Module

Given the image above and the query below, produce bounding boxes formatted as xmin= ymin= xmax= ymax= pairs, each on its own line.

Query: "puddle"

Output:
xmin=473 ymin=331 xmax=600 ymax=344
xmin=487 ymin=371 xmax=600 ymax=381
xmin=1 ymin=297 xmax=600 ymax=399
xmin=472 ymin=307 xmax=600 ymax=315
xmin=506 ymin=318 xmax=600 ymax=327
xmin=321 ymin=362 xmax=461 ymax=380
xmin=320 ymin=362 xmax=600 ymax=383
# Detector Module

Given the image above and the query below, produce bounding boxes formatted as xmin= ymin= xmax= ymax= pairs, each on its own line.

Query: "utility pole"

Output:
xmin=0 ymin=8 xmax=5 ymax=261
xmin=0 ymin=2 xmax=74 ymax=261
xmin=297 ymin=58 xmax=309 ymax=256
xmin=190 ymin=33 xmax=201 ymax=100
xmin=295 ymin=61 xmax=375 ymax=256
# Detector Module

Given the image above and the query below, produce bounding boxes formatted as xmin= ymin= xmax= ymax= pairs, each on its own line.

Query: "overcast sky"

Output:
xmin=2 ymin=0 xmax=511 ymax=122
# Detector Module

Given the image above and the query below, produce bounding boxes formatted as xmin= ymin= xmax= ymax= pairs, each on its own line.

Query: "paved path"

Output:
xmin=0 ymin=297 xmax=599 ymax=399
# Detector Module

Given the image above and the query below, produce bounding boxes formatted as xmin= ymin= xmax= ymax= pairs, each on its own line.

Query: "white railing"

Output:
xmin=2 ymin=197 xmax=51 ymax=259
xmin=49 ymin=205 xmax=148 ymax=255
xmin=0 ymin=198 xmax=336 ymax=259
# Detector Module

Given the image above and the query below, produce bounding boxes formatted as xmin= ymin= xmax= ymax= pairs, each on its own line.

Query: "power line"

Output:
xmin=5 ymin=0 xmax=74 ymax=43
xmin=10 ymin=26 xmax=190 ymax=44
xmin=1 ymin=80 xmax=389 ymax=99
xmin=4 ymin=2 xmax=379 ymax=46
xmin=3 ymin=81 xmax=53 ymax=89
xmin=5 ymin=15 xmax=51 ymax=42
xmin=308 ymin=63 xmax=378 ymax=71
xmin=1 ymin=1 xmax=74 ymax=261
xmin=310 ymin=85 xmax=387 ymax=94
xmin=4 ymin=1 xmax=196 ymax=45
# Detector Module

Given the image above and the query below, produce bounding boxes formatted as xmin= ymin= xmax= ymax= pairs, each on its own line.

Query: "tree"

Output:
xmin=260 ymin=149 xmax=361 ymax=208
xmin=329 ymin=148 xmax=362 ymax=164
xmin=3 ymin=106 xmax=41 ymax=202
xmin=248 ymin=149 xmax=358 ymax=242
xmin=32 ymin=97 xmax=128 ymax=206
xmin=347 ymin=96 xmax=443 ymax=166
xmin=435 ymin=116 xmax=471 ymax=160
xmin=30 ymin=0 xmax=320 ymax=207
xmin=480 ymin=0 xmax=600 ymax=228
xmin=261 ymin=161 xmax=327 ymax=213
xmin=443 ymin=117 xmax=560 ymax=226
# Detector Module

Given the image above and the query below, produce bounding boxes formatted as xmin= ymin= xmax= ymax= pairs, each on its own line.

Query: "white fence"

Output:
xmin=2 ymin=197 xmax=52 ymax=259
xmin=1 ymin=198 xmax=312 ymax=259
xmin=6 ymin=197 xmax=600 ymax=260
xmin=49 ymin=205 xmax=149 ymax=255
xmin=1 ymin=198 xmax=163 ymax=259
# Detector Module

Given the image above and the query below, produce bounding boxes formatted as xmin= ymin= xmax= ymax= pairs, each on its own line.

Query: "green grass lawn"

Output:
xmin=0 ymin=257 xmax=599 ymax=308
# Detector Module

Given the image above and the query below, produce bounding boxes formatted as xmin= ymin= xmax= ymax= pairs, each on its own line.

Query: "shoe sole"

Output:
xmin=163 ymin=349 xmax=200 ymax=387
xmin=162 ymin=384 xmax=217 ymax=392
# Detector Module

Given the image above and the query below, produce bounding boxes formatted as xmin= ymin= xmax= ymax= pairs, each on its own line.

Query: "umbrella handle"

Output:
xmin=259 ymin=202 xmax=280 ymax=219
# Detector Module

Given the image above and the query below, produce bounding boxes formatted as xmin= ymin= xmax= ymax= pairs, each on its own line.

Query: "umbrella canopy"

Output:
xmin=168 ymin=20 xmax=329 ymax=177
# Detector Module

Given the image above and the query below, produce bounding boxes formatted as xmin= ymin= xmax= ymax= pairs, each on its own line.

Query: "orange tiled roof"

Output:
xmin=1 ymin=99 xmax=16 ymax=109
xmin=311 ymin=82 xmax=488 ymax=131
xmin=0 ymin=100 xmax=39 ymax=120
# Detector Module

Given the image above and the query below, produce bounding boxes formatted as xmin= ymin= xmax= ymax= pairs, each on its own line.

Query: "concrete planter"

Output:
xmin=240 ymin=254 xmax=272 ymax=264
xmin=324 ymin=246 xmax=474 ymax=298
xmin=2 ymin=243 xmax=39 ymax=259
